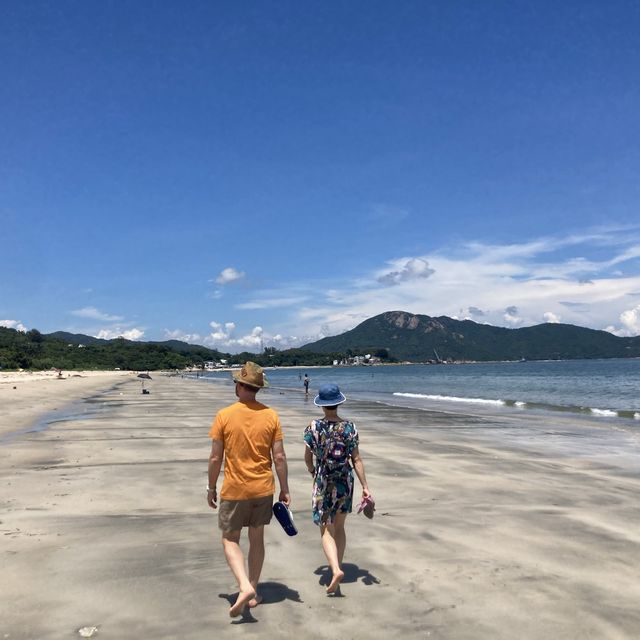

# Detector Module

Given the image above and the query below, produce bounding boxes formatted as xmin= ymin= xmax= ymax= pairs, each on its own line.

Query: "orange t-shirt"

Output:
xmin=209 ymin=400 xmax=283 ymax=500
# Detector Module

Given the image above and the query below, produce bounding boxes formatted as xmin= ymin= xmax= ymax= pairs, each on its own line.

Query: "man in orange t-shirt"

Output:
xmin=207 ymin=361 xmax=290 ymax=618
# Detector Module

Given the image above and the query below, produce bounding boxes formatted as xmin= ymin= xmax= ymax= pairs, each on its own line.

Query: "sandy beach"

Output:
xmin=1 ymin=372 xmax=639 ymax=639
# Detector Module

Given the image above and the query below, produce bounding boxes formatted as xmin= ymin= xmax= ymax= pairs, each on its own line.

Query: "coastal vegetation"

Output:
xmin=2 ymin=310 xmax=640 ymax=371
xmin=0 ymin=327 xmax=344 ymax=371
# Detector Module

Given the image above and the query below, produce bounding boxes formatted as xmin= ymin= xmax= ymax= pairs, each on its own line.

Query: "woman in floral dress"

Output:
xmin=304 ymin=383 xmax=371 ymax=593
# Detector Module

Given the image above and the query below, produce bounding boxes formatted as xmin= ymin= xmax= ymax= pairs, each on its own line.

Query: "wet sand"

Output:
xmin=1 ymin=373 xmax=639 ymax=639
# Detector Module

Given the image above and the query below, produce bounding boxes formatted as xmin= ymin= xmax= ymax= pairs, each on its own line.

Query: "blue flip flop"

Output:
xmin=273 ymin=501 xmax=298 ymax=536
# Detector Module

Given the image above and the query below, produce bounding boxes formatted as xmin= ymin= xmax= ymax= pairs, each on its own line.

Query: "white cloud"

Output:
xmin=251 ymin=227 xmax=640 ymax=341
xmin=208 ymin=321 xmax=236 ymax=341
xmin=71 ymin=307 xmax=124 ymax=322
xmin=503 ymin=306 xmax=523 ymax=326
xmin=184 ymin=227 xmax=640 ymax=351
xmin=95 ymin=328 xmax=145 ymax=341
xmin=0 ymin=319 xmax=27 ymax=332
xmin=235 ymin=326 xmax=265 ymax=349
xmin=608 ymin=304 xmax=640 ymax=337
xmin=164 ymin=329 xmax=203 ymax=344
xmin=377 ymin=258 xmax=435 ymax=286
xmin=215 ymin=267 xmax=245 ymax=285
xmin=200 ymin=320 xmax=304 ymax=352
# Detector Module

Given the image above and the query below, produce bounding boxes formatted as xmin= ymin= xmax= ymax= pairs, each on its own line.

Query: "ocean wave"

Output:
xmin=590 ymin=408 xmax=618 ymax=418
xmin=391 ymin=392 xmax=640 ymax=421
xmin=393 ymin=392 xmax=505 ymax=406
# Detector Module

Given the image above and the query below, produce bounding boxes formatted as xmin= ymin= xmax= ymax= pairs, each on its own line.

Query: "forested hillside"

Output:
xmin=301 ymin=311 xmax=640 ymax=361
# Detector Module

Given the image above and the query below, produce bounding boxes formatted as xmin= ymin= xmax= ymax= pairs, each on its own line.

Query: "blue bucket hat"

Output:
xmin=314 ymin=383 xmax=347 ymax=406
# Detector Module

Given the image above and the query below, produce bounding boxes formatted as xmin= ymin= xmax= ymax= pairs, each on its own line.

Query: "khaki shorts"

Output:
xmin=218 ymin=495 xmax=274 ymax=532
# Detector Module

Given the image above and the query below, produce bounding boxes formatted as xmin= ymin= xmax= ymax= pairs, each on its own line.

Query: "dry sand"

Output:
xmin=1 ymin=372 xmax=639 ymax=639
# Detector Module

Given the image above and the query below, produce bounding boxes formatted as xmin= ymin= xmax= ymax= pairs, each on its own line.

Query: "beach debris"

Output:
xmin=78 ymin=626 xmax=99 ymax=638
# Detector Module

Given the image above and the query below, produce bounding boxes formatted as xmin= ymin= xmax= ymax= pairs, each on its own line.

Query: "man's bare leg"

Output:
xmin=247 ymin=525 xmax=265 ymax=608
xmin=320 ymin=518 xmax=345 ymax=593
xmin=222 ymin=530 xmax=256 ymax=617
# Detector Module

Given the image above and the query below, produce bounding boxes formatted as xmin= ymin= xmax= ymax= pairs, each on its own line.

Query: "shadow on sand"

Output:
xmin=314 ymin=562 xmax=381 ymax=596
xmin=219 ymin=581 xmax=303 ymax=624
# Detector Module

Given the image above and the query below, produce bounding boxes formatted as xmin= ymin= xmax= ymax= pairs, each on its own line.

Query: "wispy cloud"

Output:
xmin=236 ymin=296 xmax=309 ymax=310
xmin=66 ymin=307 xmax=145 ymax=341
xmin=368 ymin=203 xmax=410 ymax=227
xmin=228 ymin=226 xmax=640 ymax=341
xmin=174 ymin=227 xmax=640 ymax=350
xmin=71 ymin=307 xmax=124 ymax=322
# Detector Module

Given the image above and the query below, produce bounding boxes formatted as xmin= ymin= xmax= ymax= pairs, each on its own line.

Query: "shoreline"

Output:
xmin=0 ymin=370 xmax=135 ymax=438
xmin=192 ymin=368 xmax=640 ymax=428
xmin=1 ymin=374 xmax=639 ymax=638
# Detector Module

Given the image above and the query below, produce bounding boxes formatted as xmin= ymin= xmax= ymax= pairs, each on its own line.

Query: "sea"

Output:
xmin=199 ymin=358 xmax=640 ymax=424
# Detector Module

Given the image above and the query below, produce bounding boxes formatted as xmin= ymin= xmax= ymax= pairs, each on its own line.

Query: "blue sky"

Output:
xmin=2 ymin=1 xmax=640 ymax=352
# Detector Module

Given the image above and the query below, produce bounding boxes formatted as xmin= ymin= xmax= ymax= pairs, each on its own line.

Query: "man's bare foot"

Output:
xmin=248 ymin=594 xmax=263 ymax=608
xmin=326 ymin=569 xmax=344 ymax=594
xmin=229 ymin=587 xmax=256 ymax=617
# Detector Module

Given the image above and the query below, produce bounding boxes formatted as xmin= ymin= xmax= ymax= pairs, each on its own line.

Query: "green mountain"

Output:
xmin=300 ymin=310 xmax=640 ymax=361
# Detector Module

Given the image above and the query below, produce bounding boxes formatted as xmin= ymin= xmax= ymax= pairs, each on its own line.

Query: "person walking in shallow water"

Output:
xmin=303 ymin=373 xmax=310 ymax=395
xmin=207 ymin=361 xmax=290 ymax=617
xmin=304 ymin=383 xmax=371 ymax=594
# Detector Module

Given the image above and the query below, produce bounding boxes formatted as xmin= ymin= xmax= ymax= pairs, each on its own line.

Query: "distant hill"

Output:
xmin=301 ymin=310 xmax=640 ymax=362
xmin=48 ymin=331 xmax=108 ymax=345
xmin=0 ymin=327 xmax=228 ymax=371
xmin=47 ymin=333 xmax=220 ymax=357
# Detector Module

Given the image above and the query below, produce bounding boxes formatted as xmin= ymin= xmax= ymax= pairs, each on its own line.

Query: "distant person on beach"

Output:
xmin=303 ymin=374 xmax=310 ymax=395
xmin=207 ymin=361 xmax=291 ymax=617
xmin=303 ymin=383 xmax=372 ymax=594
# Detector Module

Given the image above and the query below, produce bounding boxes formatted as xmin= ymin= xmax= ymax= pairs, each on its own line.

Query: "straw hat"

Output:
xmin=232 ymin=361 xmax=269 ymax=388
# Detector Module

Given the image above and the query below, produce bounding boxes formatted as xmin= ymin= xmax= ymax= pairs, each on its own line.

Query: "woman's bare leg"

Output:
xmin=320 ymin=515 xmax=346 ymax=593
xmin=333 ymin=512 xmax=347 ymax=566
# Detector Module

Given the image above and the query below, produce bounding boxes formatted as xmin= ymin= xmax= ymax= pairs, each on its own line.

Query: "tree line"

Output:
xmin=0 ymin=327 xmax=390 ymax=371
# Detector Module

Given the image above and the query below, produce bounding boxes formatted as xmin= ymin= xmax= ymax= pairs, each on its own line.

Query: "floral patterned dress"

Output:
xmin=303 ymin=419 xmax=359 ymax=525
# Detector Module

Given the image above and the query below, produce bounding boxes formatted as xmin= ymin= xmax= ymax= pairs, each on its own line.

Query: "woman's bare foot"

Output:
xmin=229 ymin=587 xmax=256 ymax=617
xmin=326 ymin=569 xmax=345 ymax=594
xmin=248 ymin=594 xmax=263 ymax=608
